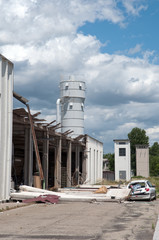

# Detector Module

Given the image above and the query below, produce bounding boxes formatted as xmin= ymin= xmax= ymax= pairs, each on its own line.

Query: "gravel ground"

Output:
xmin=0 ymin=199 xmax=158 ymax=240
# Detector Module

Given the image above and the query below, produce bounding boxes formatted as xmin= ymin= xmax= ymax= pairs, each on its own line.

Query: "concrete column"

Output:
xmin=75 ymin=145 xmax=80 ymax=185
xmin=42 ymin=130 xmax=49 ymax=189
xmin=82 ymin=150 xmax=86 ymax=183
xmin=24 ymin=127 xmax=33 ymax=186
xmin=67 ymin=141 xmax=72 ymax=187
xmin=54 ymin=137 xmax=61 ymax=188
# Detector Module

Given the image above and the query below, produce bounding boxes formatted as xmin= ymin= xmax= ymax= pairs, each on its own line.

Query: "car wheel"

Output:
xmin=148 ymin=194 xmax=152 ymax=201
xmin=154 ymin=192 xmax=156 ymax=200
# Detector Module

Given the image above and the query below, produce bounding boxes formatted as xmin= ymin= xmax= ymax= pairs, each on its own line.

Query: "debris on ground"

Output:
xmin=95 ymin=186 xmax=108 ymax=194
xmin=22 ymin=194 xmax=59 ymax=204
xmin=10 ymin=185 xmax=131 ymax=203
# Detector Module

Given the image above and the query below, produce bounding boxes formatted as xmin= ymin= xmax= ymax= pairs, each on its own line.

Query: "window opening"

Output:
xmin=81 ymin=103 xmax=84 ymax=111
xmin=65 ymin=83 xmax=69 ymax=90
xmin=79 ymin=84 xmax=82 ymax=90
xmin=69 ymin=103 xmax=73 ymax=109
xmin=119 ymin=148 xmax=126 ymax=156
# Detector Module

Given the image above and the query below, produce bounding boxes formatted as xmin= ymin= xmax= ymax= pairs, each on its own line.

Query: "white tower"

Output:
xmin=56 ymin=76 xmax=86 ymax=138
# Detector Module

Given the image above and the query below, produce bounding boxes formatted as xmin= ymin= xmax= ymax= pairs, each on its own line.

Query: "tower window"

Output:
xmin=65 ymin=83 xmax=69 ymax=90
xmin=81 ymin=103 xmax=84 ymax=111
xmin=79 ymin=84 xmax=82 ymax=90
xmin=69 ymin=103 xmax=73 ymax=109
xmin=119 ymin=148 xmax=126 ymax=156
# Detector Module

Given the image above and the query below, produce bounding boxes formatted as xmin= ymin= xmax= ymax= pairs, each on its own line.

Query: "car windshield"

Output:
xmin=147 ymin=181 xmax=153 ymax=187
xmin=129 ymin=182 xmax=146 ymax=189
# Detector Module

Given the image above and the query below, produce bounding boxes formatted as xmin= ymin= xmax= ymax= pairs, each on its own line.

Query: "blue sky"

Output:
xmin=79 ymin=1 xmax=159 ymax=61
xmin=1 ymin=0 xmax=159 ymax=153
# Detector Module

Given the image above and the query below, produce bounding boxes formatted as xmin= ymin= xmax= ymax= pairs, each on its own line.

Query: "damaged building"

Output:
xmin=13 ymin=104 xmax=87 ymax=189
xmin=0 ymin=54 xmax=103 ymax=202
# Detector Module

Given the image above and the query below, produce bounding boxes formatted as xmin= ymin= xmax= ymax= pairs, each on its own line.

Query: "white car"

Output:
xmin=127 ymin=180 xmax=156 ymax=201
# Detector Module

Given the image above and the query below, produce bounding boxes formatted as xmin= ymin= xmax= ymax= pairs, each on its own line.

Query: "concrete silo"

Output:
xmin=56 ymin=75 xmax=86 ymax=138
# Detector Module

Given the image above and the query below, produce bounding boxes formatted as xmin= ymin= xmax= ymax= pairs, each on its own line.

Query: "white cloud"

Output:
xmin=84 ymin=100 xmax=159 ymax=151
xmin=122 ymin=0 xmax=147 ymax=16
xmin=0 ymin=0 xmax=126 ymax=46
xmin=128 ymin=44 xmax=142 ymax=55
xmin=0 ymin=0 xmax=157 ymax=152
xmin=146 ymin=126 xmax=159 ymax=146
xmin=85 ymin=53 xmax=159 ymax=103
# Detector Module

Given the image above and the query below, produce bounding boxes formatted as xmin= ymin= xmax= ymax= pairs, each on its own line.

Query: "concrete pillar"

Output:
xmin=82 ymin=150 xmax=86 ymax=183
xmin=24 ymin=127 xmax=33 ymax=186
xmin=42 ymin=130 xmax=49 ymax=189
xmin=75 ymin=145 xmax=80 ymax=185
xmin=67 ymin=141 xmax=72 ymax=187
xmin=136 ymin=145 xmax=149 ymax=178
xmin=54 ymin=137 xmax=61 ymax=188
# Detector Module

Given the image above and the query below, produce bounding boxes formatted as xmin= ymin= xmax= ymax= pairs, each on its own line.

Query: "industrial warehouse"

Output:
xmin=0 ymin=54 xmax=103 ymax=202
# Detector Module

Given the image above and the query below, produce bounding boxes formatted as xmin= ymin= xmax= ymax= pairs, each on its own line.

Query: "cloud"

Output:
xmin=85 ymin=53 xmax=159 ymax=106
xmin=0 ymin=0 xmax=147 ymax=47
xmin=129 ymin=77 xmax=139 ymax=83
xmin=0 ymin=0 xmax=157 ymax=152
xmin=122 ymin=0 xmax=148 ymax=16
xmin=0 ymin=0 xmax=126 ymax=46
xmin=146 ymin=126 xmax=159 ymax=145
xmin=85 ymin=101 xmax=159 ymax=152
xmin=128 ymin=44 xmax=142 ymax=55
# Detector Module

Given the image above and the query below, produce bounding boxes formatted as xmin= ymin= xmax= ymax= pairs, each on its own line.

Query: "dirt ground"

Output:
xmin=0 ymin=199 xmax=158 ymax=240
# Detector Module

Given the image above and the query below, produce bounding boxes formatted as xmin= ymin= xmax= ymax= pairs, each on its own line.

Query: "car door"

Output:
xmin=147 ymin=181 xmax=155 ymax=198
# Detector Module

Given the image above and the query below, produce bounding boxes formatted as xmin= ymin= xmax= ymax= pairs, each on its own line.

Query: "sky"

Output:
xmin=0 ymin=0 xmax=159 ymax=153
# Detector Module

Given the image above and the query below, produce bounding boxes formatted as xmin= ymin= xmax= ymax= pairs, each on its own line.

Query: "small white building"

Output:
xmin=114 ymin=139 xmax=131 ymax=182
xmin=136 ymin=145 xmax=149 ymax=178
xmin=0 ymin=55 xmax=13 ymax=201
xmin=84 ymin=135 xmax=103 ymax=184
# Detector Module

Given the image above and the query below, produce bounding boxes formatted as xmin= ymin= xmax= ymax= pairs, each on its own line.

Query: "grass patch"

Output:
xmin=148 ymin=177 xmax=159 ymax=196
xmin=97 ymin=179 xmax=119 ymax=186
xmin=152 ymin=223 xmax=155 ymax=230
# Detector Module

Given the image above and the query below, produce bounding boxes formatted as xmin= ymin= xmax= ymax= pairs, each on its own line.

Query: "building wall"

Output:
xmin=114 ymin=140 xmax=131 ymax=181
xmin=103 ymin=171 xmax=115 ymax=181
xmin=0 ymin=55 xmax=13 ymax=201
xmin=85 ymin=135 xmax=103 ymax=184
xmin=136 ymin=145 xmax=149 ymax=178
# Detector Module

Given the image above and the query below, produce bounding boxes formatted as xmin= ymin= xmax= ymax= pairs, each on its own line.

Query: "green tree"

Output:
xmin=149 ymin=155 xmax=159 ymax=176
xmin=149 ymin=142 xmax=159 ymax=176
xmin=128 ymin=127 xmax=149 ymax=175
xmin=103 ymin=153 xmax=114 ymax=171
xmin=149 ymin=142 xmax=159 ymax=156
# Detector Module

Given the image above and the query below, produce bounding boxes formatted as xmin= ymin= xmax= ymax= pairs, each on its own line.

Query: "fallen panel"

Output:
xmin=10 ymin=185 xmax=131 ymax=203
xmin=106 ymin=188 xmax=131 ymax=200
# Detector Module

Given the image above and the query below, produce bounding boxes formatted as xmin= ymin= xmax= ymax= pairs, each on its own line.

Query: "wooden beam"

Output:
xmin=32 ymin=112 xmax=41 ymax=118
xmin=13 ymin=91 xmax=29 ymax=104
xmin=49 ymin=123 xmax=61 ymax=130
xmin=26 ymin=104 xmax=44 ymax=180
xmin=45 ymin=120 xmax=56 ymax=127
